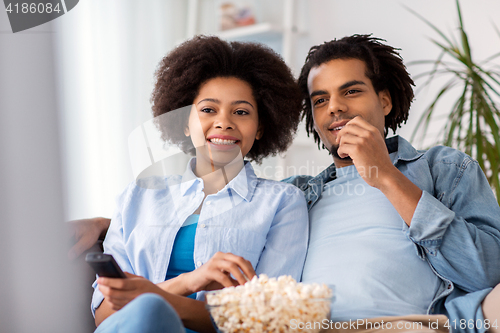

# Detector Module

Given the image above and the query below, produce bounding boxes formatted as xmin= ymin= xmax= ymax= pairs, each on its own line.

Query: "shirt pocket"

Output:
xmin=221 ymin=228 xmax=267 ymax=267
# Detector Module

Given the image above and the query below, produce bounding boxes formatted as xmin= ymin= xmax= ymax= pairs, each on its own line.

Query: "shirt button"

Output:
xmin=200 ymin=224 xmax=206 ymax=228
xmin=196 ymin=261 xmax=202 ymax=267
xmin=205 ymin=201 xmax=211 ymax=206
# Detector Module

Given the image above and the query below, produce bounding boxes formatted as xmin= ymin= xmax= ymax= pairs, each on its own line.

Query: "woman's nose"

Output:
xmin=214 ymin=112 xmax=234 ymax=130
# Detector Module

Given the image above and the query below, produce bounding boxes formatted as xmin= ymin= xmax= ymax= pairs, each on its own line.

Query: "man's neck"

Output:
xmin=333 ymin=157 xmax=354 ymax=169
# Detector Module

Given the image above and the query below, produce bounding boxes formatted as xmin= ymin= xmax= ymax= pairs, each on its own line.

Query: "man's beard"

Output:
xmin=329 ymin=143 xmax=352 ymax=162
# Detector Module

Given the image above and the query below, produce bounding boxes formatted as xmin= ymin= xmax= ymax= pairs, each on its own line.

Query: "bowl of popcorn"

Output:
xmin=205 ymin=274 xmax=334 ymax=333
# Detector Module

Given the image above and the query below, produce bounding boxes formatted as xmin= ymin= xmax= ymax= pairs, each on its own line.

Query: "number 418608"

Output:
xmin=444 ymin=319 xmax=498 ymax=330
xmin=6 ymin=3 xmax=61 ymax=14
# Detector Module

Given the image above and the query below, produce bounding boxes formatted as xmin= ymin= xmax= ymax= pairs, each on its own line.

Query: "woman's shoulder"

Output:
xmin=117 ymin=175 xmax=183 ymax=203
xmin=254 ymin=177 xmax=305 ymax=197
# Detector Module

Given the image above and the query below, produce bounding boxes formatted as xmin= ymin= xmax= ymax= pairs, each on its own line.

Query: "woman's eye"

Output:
xmin=200 ymin=107 xmax=214 ymax=113
xmin=235 ymin=110 xmax=249 ymax=115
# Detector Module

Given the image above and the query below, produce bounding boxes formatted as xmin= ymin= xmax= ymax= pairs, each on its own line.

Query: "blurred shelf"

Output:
xmin=185 ymin=0 xmax=301 ymax=66
xmin=217 ymin=22 xmax=281 ymax=40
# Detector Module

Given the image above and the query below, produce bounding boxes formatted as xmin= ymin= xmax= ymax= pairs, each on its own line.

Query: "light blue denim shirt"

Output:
xmin=92 ymin=159 xmax=309 ymax=315
xmin=283 ymin=136 xmax=500 ymax=332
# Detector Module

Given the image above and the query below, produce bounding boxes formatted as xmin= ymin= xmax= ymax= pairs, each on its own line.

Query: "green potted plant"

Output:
xmin=408 ymin=0 xmax=500 ymax=203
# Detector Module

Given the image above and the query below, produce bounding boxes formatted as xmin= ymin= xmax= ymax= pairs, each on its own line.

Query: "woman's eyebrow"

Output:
xmin=197 ymin=98 xmax=220 ymax=104
xmin=231 ymin=100 xmax=254 ymax=109
xmin=197 ymin=98 xmax=254 ymax=109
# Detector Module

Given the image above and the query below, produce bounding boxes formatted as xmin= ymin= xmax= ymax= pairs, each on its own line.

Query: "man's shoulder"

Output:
xmin=257 ymin=177 xmax=306 ymax=195
xmin=281 ymin=175 xmax=314 ymax=190
xmin=420 ymin=145 xmax=475 ymax=168
xmin=394 ymin=136 xmax=474 ymax=169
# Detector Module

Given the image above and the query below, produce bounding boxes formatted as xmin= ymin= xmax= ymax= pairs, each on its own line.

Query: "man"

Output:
xmin=71 ymin=35 xmax=500 ymax=332
xmin=284 ymin=34 xmax=500 ymax=332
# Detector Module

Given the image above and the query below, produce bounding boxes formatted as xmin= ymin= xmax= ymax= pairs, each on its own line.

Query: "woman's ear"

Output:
xmin=379 ymin=89 xmax=393 ymax=116
xmin=184 ymin=126 xmax=190 ymax=137
xmin=255 ymin=125 xmax=264 ymax=140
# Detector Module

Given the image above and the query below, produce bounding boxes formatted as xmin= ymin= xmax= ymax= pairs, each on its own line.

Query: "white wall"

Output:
xmin=54 ymin=0 xmax=500 ymax=219
xmin=293 ymin=0 xmax=500 ymax=143
xmin=55 ymin=0 xmax=186 ymax=220
xmin=0 ymin=10 xmax=86 ymax=333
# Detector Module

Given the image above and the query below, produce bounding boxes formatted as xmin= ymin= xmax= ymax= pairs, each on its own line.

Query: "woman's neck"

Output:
xmin=193 ymin=155 xmax=245 ymax=196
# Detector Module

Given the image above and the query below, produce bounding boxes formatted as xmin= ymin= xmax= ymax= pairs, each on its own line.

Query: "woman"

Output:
xmin=92 ymin=35 xmax=309 ymax=333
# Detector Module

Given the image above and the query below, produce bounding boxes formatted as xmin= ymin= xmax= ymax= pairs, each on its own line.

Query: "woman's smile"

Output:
xmin=207 ymin=135 xmax=240 ymax=150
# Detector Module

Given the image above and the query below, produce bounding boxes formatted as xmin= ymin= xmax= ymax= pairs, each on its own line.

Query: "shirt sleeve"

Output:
xmin=91 ymin=184 xmax=136 ymax=317
xmin=406 ymin=157 xmax=500 ymax=292
xmin=254 ymin=185 xmax=309 ymax=282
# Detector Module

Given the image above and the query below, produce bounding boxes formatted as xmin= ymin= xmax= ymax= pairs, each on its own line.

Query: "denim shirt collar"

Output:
xmin=307 ymin=136 xmax=423 ymax=187
xmin=387 ymin=135 xmax=424 ymax=164
xmin=180 ymin=158 xmax=257 ymax=202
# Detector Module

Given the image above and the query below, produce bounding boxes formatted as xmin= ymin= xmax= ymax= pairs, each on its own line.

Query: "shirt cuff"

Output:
xmin=91 ymin=279 xmax=104 ymax=318
xmin=406 ymin=191 xmax=456 ymax=256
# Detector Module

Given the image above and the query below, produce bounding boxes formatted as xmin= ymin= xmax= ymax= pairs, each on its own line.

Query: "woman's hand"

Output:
xmin=98 ymin=272 xmax=164 ymax=311
xmin=186 ymin=252 xmax=256 ymax=292
xmin=171 ymin=252 xmax=256 ymax=295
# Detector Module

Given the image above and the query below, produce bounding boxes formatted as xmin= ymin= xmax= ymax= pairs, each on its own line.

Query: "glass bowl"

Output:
xmin=206 ymin=295 xmax=334 ymax=333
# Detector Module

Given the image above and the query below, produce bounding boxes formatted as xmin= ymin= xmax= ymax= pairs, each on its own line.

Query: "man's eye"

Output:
xmin=346 ymin=89 xmax=359 ymax=95
xmin=235 ymin=110 xmax=249 ymax=115
xmin=314 ymin=98 xmax=325 ymax=106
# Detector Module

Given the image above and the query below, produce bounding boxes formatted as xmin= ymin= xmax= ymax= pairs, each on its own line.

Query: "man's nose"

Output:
xmin=328 ymin=97 xmax=348 ymax=115
xmin=214 ymin=111 xmax=234 ymax=130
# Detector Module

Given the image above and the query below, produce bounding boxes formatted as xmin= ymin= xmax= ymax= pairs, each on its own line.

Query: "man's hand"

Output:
xmin=336 ymin=116 xmax=395 ymax=189
xmin=67 ymin=217 xmax=111 ymax=260
xmin=98 ymin=272 xmax=163 ymax=311
xmin=336 ymin=116 xmax=422 ymax=225
xmin=159 ymin=252 xmax=256 ymax=296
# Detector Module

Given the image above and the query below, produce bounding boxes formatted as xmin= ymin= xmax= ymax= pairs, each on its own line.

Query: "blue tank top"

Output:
xmin=166 ymin=215 xmax=199 ymax=333
xmin=165 ymin=214 xmax=199 ymax=301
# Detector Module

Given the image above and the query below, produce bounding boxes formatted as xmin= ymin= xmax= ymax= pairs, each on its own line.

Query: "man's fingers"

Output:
xmin=345 ymin=116 xmax=371 ymax=129
xmin=68 ymin=236 xmax=90 ymax=260
xmin=337 ymin=142 xmax=354 ymax=159
xmin=337 ymin=132 xmax=364 ymax=146
xmin=336 ymin=122 xmax=370 ymax=143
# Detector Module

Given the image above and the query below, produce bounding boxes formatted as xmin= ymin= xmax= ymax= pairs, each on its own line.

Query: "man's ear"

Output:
xmin=379 ymin=89 xmax=393 ymax=116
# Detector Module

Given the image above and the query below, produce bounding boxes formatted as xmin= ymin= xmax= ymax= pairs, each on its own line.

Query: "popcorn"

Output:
xmin=206 ymin=274 xmax=333 ymax=333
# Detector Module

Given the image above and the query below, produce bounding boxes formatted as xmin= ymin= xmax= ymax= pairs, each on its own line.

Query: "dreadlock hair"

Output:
xmin=298 ymin=34 xmax=415 ymax=149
